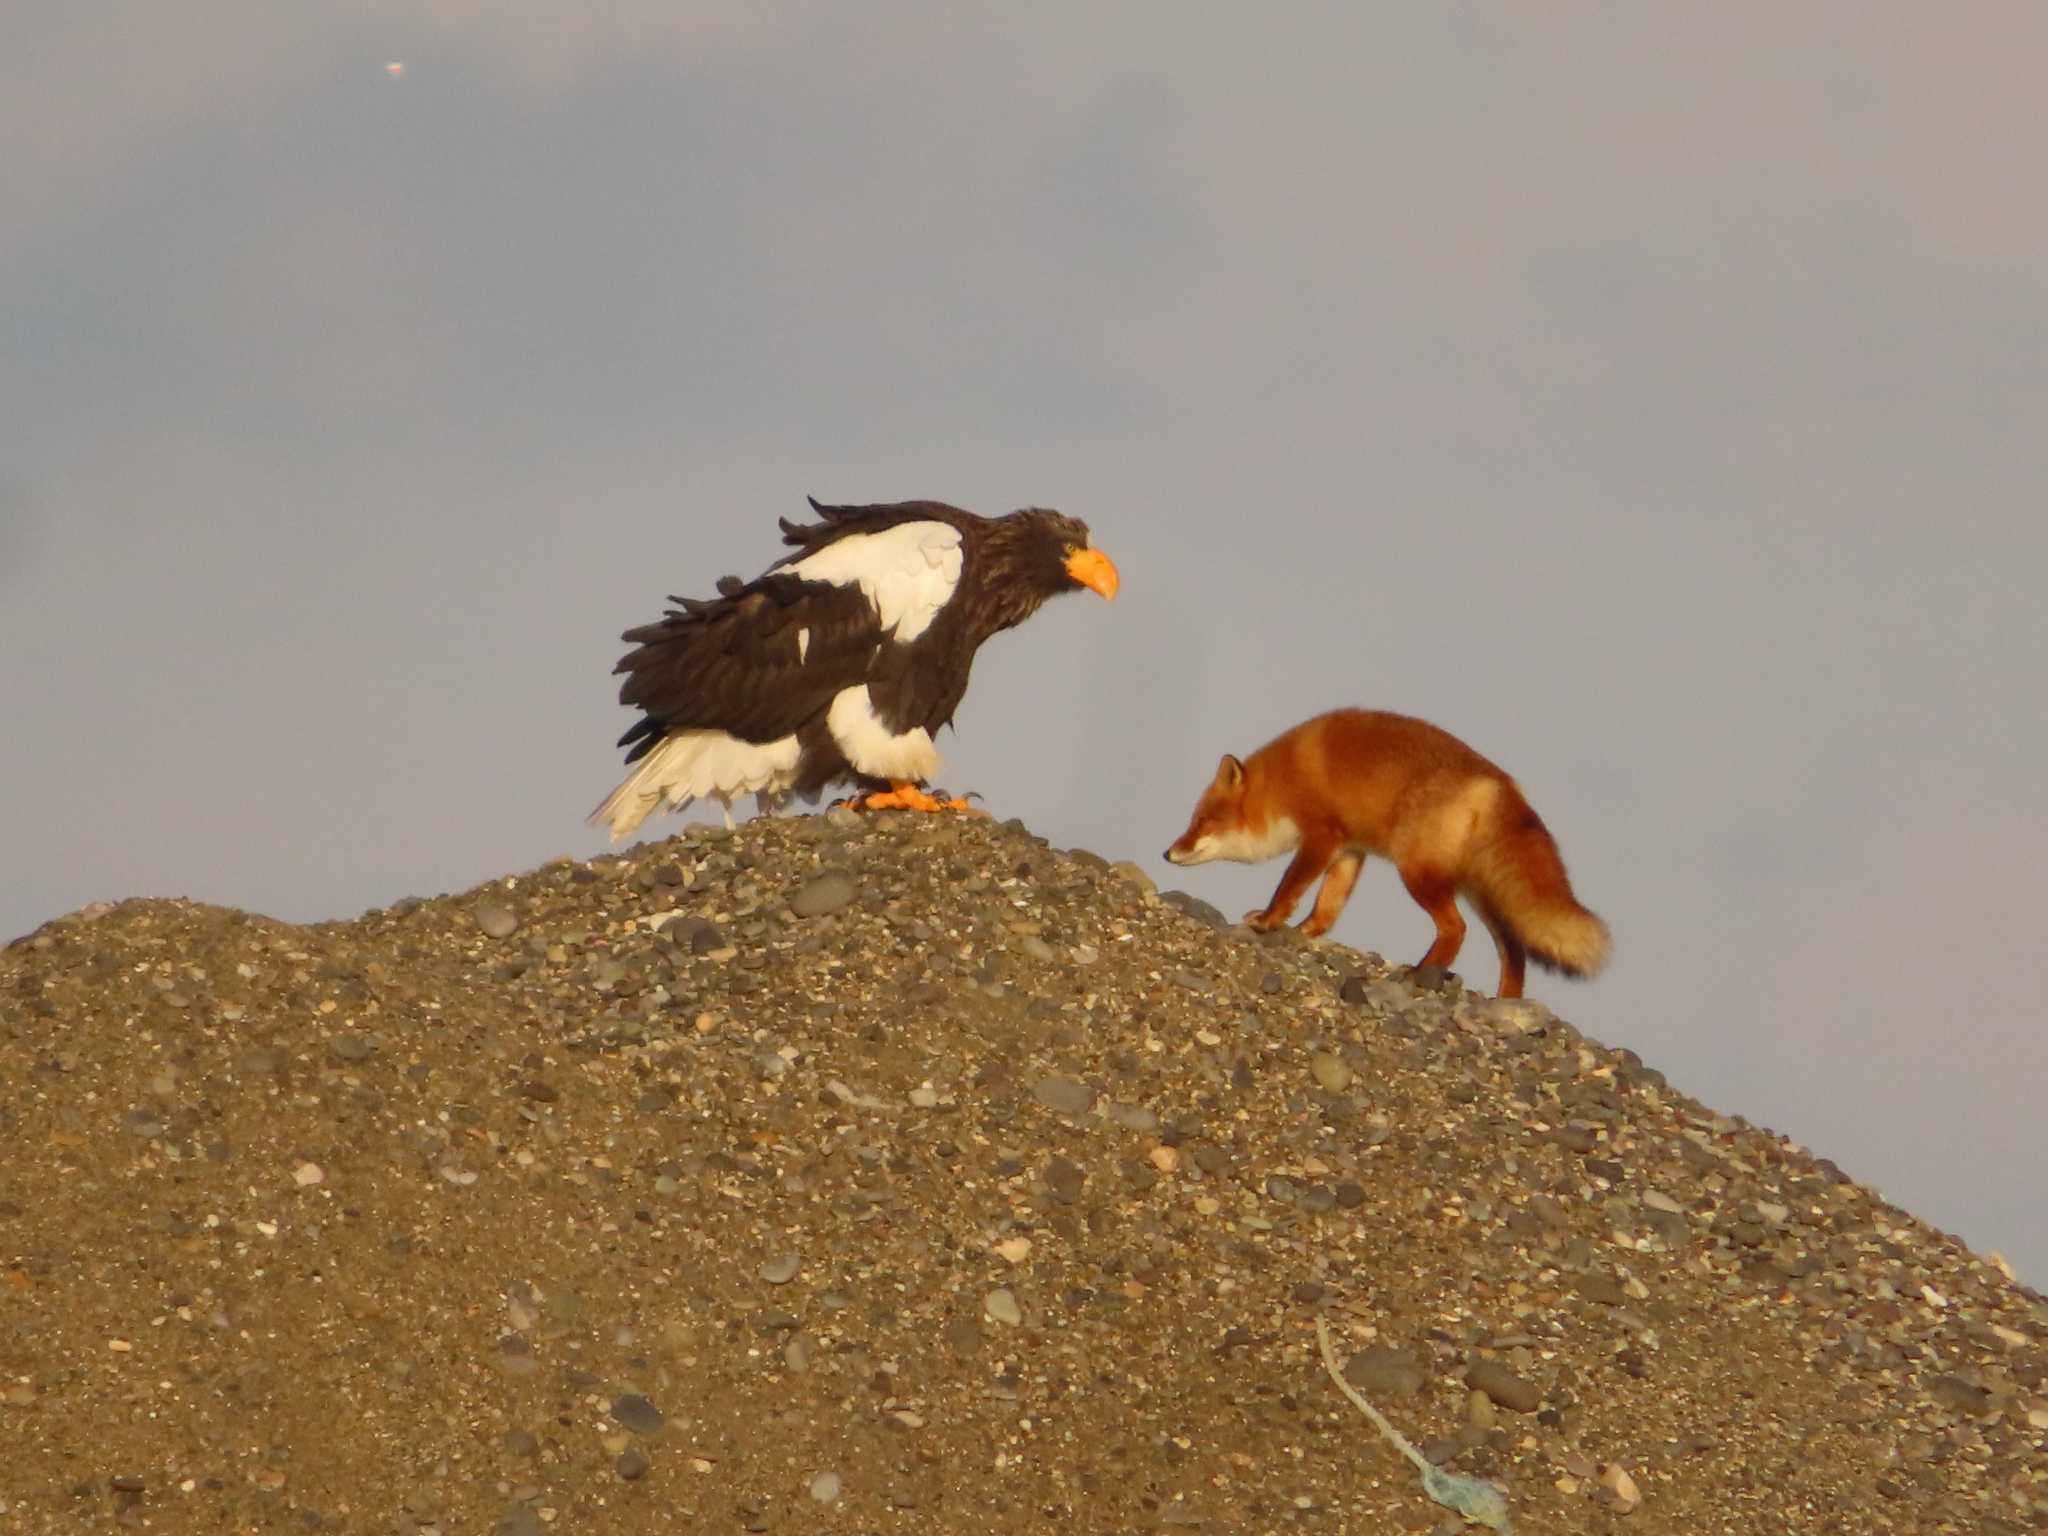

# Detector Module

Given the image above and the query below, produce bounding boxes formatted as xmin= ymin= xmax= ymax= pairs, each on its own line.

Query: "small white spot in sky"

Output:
xmin=384 ymin=62 xmax=405 ymax=78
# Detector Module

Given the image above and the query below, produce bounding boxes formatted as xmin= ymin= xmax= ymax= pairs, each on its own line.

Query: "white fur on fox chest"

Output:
xmin=1182 ymin=815 xmax=1301 ymax=865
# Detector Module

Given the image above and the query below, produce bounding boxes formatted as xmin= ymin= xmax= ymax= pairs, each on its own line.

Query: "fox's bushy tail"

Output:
xmin=1465 ymin=793 xmax=1610 ymax=978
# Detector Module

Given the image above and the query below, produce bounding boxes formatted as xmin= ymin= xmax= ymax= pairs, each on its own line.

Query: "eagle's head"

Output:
xmin=1012 ymin=509 xmax=1120 ymax=602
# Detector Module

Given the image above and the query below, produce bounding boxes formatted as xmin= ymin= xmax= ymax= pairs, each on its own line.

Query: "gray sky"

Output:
xmin=7 ymin=4 xmax=2045 ymax=1278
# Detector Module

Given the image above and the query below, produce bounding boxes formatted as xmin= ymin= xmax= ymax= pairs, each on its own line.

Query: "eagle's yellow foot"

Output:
xmin=857 ymin=781 xmax=985 ymax=815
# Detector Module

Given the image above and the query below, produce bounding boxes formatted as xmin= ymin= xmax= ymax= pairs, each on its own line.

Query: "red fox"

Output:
xmin=1164 ymin=709 xmax=1609 ymax=998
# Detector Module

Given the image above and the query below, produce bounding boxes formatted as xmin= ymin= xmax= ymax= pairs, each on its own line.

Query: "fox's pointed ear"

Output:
xmin=1215 ymin=754 xmax=1244 ymax=790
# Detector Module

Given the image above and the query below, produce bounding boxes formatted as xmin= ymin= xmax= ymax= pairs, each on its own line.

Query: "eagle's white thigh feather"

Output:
xmin=787 ymin=521 xmax=963 ymax=642
xmin=826 ymin=685 xmax=941 ymax=782
xmin=589 ymin=730 xmax=801 ymax=841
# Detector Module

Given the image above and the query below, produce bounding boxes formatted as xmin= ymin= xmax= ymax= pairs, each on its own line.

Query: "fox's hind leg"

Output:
xmin=1397 ymin=864 xmax=1468 ymax=974
xmin=1480 ymin=910 xmax=1527 ymax=999
xmin=1300 ymin=849 xmax=1364 ymax=938
xmin=1245 ymin=836 xmax=1339 ymax=932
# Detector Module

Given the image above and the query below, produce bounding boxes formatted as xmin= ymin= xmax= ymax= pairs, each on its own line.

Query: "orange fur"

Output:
xmin=1164 ymin=709 xmax=1609 ymax=998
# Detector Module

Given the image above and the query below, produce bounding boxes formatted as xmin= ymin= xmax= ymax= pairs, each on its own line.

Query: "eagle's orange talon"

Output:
xmin=856 ymin=782 xmax=986 ymax=815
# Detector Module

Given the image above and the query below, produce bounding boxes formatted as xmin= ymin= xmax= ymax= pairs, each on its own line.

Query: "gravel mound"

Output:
xmin=4 ymin=813 xmax=2045 ymax=1533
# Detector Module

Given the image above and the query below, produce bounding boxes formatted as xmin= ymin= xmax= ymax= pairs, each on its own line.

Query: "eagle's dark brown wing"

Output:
xmin=612 ymin=571 xmax=881 ymax=761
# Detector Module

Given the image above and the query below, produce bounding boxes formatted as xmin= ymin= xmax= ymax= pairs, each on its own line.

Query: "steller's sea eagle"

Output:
xmin=590 ymin=498 xmax=1119 ymax=839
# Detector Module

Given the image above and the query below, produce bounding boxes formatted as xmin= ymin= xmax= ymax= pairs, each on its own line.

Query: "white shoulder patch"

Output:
xmin=787 ymin=521 xmax=964 ymax=643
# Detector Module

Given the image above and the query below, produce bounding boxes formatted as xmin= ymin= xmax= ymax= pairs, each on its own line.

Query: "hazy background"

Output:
xmin=6 ymin=4 xmax=2044 ymax=1278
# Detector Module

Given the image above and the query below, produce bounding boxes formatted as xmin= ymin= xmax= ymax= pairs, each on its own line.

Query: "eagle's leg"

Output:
xmin=857 ymin=780 xmax=985 ymax=815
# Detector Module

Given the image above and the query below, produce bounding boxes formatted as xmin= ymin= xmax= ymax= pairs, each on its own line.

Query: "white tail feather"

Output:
xmin=588 ymin=730 xmax=801 ymax=842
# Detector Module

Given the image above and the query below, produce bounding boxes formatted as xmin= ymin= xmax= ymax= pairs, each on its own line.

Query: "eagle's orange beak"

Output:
xmin=1064 ymin=546 xmax=1120 ymax=600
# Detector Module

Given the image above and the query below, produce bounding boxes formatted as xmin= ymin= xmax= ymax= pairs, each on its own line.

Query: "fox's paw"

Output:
xmin=1242 ymin=910 xmax=1287 ymax=932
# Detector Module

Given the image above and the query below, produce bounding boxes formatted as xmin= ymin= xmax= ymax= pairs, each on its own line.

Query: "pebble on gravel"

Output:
xmin=1598 ymin=1461 xmax=1643 ymax=1513
xmin=1309 ymin=1052 xmax=1353 ymax=1092
xmin=809 ymin=1470 xmax=842 ymax=1503
xmin=1044 ymin=1156 xmax=1085 ymax=1205
xmin=1575 ymin=1273 xmax=1629 ymax=1307
xmin=1033 ymin=1076 xmax=1094 ymax=1115
xmin=610 ymin=1393 xmax=666 ymax=1434
xmin=790 ymin=873 xmax=857 ymax=918
xmin=1343 ymin=1346 xmax=1428 ymax=1399
xmin=474 ymin=904 xmax=519 ymax=939
xmin=984 ymin=1289 xmax=1023 ymax=1326
xmin=1465 ymin=1359 xmax=1542 ymax=1414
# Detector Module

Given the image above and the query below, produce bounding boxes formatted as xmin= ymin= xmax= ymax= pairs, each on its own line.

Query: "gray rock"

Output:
xmin=1105 ymin=1102 xmax=1157 ymax=1133
xmin=791 ymin=873 xmax=857 ymax=918
xmin=675 ymin=917 xmax=725 ymax=953
xmin=809 ymin=1470 xmax=842 ymax=1503
xmin=1108 ymin=860 xmax=1155 ymax=892
xmin=1559 ymin=1124 xmax=1600 ymax=1154
xmin=984 ymin=1288 xmax=1023 ymax=1326
xmin=1465 ymin=1359 xmax=1541 ymax=1414
xmin=1927 ymin=1374 xmax=1993 ymax=1414
xmin=1033 ymin=1076 xmax=1094 ymax=1116
xmin=1160 ymin=890 xmax=1226 ymax=927
xmin=760 ymin=1253 xmax=801 ymax=1285
xmin=1044 ymin=1156 xmax=1086 ymax=1205
xmin=1309 ymin=1052 xmax=1353 ymax=1092
xmin=610 ymin=1393 xmax=665 ymax=1434
xmin=1575 ymin=1273 xmax=1629 ymax=1307
xmin=616 ymin=1447 xmax=650 ymax=1480
xmin=474 ymin=904 xmax=519 ymax=939
xmin=1344 ymin=1346 xmax=1428 ymax=1399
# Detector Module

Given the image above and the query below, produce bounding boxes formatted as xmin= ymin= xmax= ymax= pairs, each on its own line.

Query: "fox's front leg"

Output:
xmin=1299 ymin=849 xmax=1364 ymax=938
xmin=1245 ymin=838 xmax=1338 ymax=932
